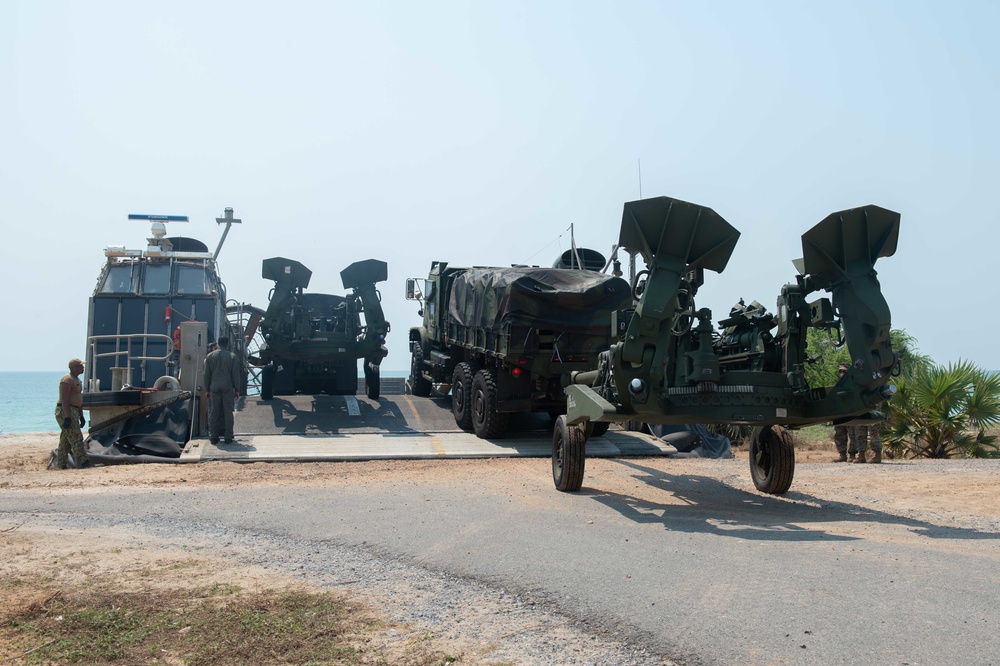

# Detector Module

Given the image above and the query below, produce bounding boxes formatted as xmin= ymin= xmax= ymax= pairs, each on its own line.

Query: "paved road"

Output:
xmin=4 ymin=458 xmax=999 ymax=665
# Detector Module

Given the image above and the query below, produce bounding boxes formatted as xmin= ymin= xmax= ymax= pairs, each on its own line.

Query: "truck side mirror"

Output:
xmin=405 ymin=278 xmax=422 ymax=301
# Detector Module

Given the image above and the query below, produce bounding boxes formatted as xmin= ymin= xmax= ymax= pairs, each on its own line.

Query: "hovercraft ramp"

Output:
xmin=179 ymin=393 xmax=676 ymax=463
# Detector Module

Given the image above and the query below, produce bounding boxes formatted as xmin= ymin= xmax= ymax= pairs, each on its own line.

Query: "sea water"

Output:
xmin=0 ymin=369 xmax=411 ymax=434
xmin=0 ymin=371 xmax=64 ymax=434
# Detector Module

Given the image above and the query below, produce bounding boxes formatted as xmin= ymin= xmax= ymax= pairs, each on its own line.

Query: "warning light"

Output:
xmin=512 ymin=367 xmax=522 ymax=377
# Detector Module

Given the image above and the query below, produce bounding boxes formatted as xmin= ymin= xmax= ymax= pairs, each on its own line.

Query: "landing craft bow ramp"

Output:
xmin=178 ymin=387 xmax=677 ymax=462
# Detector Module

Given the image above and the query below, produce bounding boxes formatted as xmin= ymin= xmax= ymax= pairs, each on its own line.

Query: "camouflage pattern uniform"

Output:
xmin=204 ymin=343 xmax=241 ymax=443
xmin=54 ymin=366 xmax=89 ymax=469
xmin=832 ymin=425 xmax=861 ymax=458
xmin=853 ymin=425 xmax=883 ymax=455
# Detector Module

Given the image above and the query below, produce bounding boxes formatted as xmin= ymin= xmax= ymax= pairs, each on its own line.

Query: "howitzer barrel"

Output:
xmin=569 ymin=369 xmax=600 ymax=386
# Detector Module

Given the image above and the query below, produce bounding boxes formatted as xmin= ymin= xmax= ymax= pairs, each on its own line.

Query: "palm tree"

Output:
xmin=883 ymin=361 xmax=1000 ymax=458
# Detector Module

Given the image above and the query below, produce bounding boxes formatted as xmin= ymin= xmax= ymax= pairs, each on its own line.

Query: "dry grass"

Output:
xmin=0 ymin=576 xmax=464 ymax=666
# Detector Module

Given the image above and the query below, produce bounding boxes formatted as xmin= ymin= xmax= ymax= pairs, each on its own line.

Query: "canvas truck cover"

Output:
xmin=448 ymin=267 xmax=632 ymax=335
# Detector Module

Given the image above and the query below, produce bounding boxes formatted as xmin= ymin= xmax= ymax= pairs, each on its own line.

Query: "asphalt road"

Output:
xmin=4 ymin=458 xmax=999 ymax=665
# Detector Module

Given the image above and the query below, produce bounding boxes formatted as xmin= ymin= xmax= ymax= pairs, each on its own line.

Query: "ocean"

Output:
xmin=0 ymin=369 xmax=411 ymax=435
xmin=0 ymin=371 xmax=64 ymax=434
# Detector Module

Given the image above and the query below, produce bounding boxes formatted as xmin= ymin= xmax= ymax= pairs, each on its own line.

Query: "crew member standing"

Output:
xmin=852 ymin=422 xmax=884 ymax=464
xmin=172 ymin=325 xmax=182 ymax=375
xmin=831 ymin=363 xmax=861 ymax=462
xmin=204 ymin=336 xmax=241 ymax=444
xmin=54 ymin=358 xmax=90 ymax=469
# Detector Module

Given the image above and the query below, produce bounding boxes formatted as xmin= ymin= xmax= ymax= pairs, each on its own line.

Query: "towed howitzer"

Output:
xmin=256 ymin=257 xmax=389 ymax=400
xmin=556 ymin=195 xmax=900 ymax=494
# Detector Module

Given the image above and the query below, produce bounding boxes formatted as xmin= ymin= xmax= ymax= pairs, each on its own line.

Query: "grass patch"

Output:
xmin=791 ymin=424 xmax=834 ymax=450
xmin=1 ymin=577 xmax=464 ymax=665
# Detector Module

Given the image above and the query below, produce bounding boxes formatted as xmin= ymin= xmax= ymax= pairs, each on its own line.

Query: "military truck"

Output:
xmin=257 ymin=257 xmax=390 ymax=400
xmin=406 ymin=250 xmax=631 ymax=438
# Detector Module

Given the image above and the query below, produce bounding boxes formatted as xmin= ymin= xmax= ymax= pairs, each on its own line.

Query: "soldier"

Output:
xmin=852 ymin=423 xmax=883 ymax=464
xmin=831 ymin=363 xmax=861 ymax=463
xmin=54 ymin=358 xmax=90 ymax=469
xmin=204 ymin=336 xmax=241 ymax=444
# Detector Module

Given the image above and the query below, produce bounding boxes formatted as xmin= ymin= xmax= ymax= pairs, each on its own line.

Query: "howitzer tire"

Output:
xmin=471 ymin=368 xmax=509 ymax=439
xmin=364 ymin=362 xmax=380 ymax=400
xmin=410 ymin=343 xmax=432 ymax=397
xmin=452 ymin=362 xmax=477 ymax=431
xmin=749 ymin=426 xmax=795 ymax=494
xmin=553 ymin=415 xmax=586 ymax=492
xmin=260 ymin=364 xmax=275 ymax=401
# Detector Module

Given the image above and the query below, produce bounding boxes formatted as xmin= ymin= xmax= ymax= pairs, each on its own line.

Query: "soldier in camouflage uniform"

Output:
xmin=831 ymin=363 xmax=884 ymax=463
xmin=851 ymin=424 xmax=883 ymax=464
xmin=204 ymin=336 xmax=241 ymax=444
xmin=832 ymin=424 xmax=861 ymax=463
xmin=831 ymin=364 xmax=860 ymax=463
xmin=53 ymin=358 xmax=90 ymax=469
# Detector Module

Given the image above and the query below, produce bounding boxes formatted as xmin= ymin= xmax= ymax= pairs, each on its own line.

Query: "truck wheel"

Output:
xmin=410 ymin=343 xmax=432 ymax=397
xmin=452 ymin=362 xmax=477 ymax=431
xmin=364 ymin=362 xmax=380 ymax=400
xmin=471 ymin=368 xmax=509 ymax=439
xmin=260 ymin=364 xmax=275 ymax=401
xmin=749 ymin=425 xmax=795 ymax=494
xmin=553 ymin=415 xmax=586 ymax=491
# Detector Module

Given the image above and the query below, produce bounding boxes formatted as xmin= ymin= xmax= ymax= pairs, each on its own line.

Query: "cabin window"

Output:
xmin=175 ymin=264 xmax=211 ymax=295
xmin=100 ymin=265 xmax=136 ymax=293
xmin=143 ymin=264 xmax=171 ymax=294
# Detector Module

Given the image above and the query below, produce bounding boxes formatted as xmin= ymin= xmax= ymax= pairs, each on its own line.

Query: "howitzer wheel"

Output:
xmin=749 ymin=426 xmax=795 ymax=494
xmin=553 ymin=415 xmax=586 ymax=492
xmin=452 ymin=362 xmax=477 ymax=431
xmin=471 ymin=368 xmax=509 ymax=439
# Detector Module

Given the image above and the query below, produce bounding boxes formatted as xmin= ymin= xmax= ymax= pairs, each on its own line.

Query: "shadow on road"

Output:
xmin=580 ymin=459 xmax=1000 ymax=542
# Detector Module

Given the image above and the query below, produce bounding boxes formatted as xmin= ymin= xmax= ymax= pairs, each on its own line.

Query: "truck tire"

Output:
xmin=452 ymin=362 xmax=477 ymax=431
xmin=471 ymin=368 xmax=509 ymax=439
xmin=260 ymin=364 xmax=275 ymax=401
xmin=749 ymin=425 xmax=795 ymax=494
xmin=410 ymin=343 xmax=432 ymax=397
xmin=553 ymin=415 xmax=586 ymax=491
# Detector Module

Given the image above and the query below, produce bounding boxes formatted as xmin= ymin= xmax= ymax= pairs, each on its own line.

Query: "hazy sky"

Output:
xmin=2 ymin=1 xmax=998 ymax=374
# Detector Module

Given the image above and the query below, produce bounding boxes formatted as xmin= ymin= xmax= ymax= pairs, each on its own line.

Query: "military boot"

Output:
xmin=833 ymin=451 xmax=848 ymax=463
xmin=871 ymin=450 xmax=882 ymax=464
xmin=853 ymin=451 xmax=868 ymax=463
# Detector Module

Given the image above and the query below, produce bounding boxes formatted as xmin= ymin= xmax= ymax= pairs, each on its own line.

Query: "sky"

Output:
xmin=2 ymin=1 xmax=999 ymax=374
